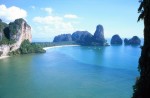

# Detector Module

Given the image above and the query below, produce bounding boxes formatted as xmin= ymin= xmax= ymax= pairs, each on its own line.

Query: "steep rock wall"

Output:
xmin=0 ymin=18 xmax=32 ymax=56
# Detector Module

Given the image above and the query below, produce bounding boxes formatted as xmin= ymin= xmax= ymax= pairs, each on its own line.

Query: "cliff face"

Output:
xmin=53 ymin=24 xmax=107 ymax=46
xmin=111 ymin=34 xmax=123 ymax=45
xmin=9 ymin=19 xmax=32 ymax=51
xmin=93 ymin=25 xmax=106 ymax=45
xmin=124 ymin=36 xmax=141 ymax=45
xmin=72 ymin=31 xmax=93 ymax=45
xmin=53 ymin=34 xmax=72 ymax=42
xmin=0 ymin=18 xmax=32 ymax=56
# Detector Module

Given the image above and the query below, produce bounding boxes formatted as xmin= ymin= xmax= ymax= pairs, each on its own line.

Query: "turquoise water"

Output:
xmin=0 ymin=45 xmax=140 ymax=98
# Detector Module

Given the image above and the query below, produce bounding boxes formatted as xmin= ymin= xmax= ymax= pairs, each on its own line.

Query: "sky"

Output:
xmin=0 ymin=0 xmax=144 ymax=42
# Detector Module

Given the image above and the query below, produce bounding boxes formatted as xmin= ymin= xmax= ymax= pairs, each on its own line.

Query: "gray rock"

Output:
xmin=52 ymin=24 xmax=107 ymax=46
xmin=129 ymin=36 xmax=141 ymax=45
xmin=124 ymin=36 xmax=141 ymax=45
xmin=9 ymin=18 xmax=32 ymax=42
xmin=111 ymin=34 xmax=122 ymax=45
xmin=53 ymin=34 xmax=72 ymax=42
xmin=93 ymin=24 xmax=105 ymax=45
xmin=0 ymin=18 xmax=32 ymax=56
xmin=72 ymin=31 xmax=93 ymax=45
xmin=124 ymin=38 xmax=130 ymax=45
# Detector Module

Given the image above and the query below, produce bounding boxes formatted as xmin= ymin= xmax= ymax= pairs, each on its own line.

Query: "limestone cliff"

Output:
xmin=53 ymin=24 xmax=107 ymax=46
xmin=124 ymin=36 xmax=141 ymax=45
xmin=0 ymin=18 xmax=32 ymax=56
xmin=93 ymin=24 xmax=106 ymax=45
xmin=53 ymin=34 xmax=72 ymax=42
xmin=72 ymin=31 xmax=93 ymax=45
xmin=111 ymin=34 xmax=123 ymax=45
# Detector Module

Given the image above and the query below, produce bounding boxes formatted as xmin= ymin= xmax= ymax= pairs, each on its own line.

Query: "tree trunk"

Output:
xmin=132 ymin=0 xmax=150 ymax=98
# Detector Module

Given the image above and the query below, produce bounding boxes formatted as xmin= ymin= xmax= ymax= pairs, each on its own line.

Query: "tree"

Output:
xmin=132 ymin=0 xmax=150 ymax=98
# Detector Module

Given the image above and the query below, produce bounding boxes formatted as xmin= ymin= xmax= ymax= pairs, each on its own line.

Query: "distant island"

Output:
xmin=53 ymin=25 xmax=108 ymax=46
xmin=53 ymin=25 xmax=107 ymax=46
xmin=110 ymin=34 xmax=141 ymax=45
xmin=52 ymin=25 xmax=141 ymax=46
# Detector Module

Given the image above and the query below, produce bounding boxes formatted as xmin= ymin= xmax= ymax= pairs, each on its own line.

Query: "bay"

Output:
xmin=0 ymin=45 xmax=140 ymax=98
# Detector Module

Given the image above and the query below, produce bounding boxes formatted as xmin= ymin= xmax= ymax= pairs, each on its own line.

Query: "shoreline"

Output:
xmin=0 ymin=56 xmax=10 ymax=60
xmin=43 ymin=45 xmax=80 ymax=50
xmin=0 ymin=45 xmax=80 ymax=60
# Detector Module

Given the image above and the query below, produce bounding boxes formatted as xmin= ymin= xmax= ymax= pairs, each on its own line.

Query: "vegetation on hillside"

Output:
xmin=9 ymin=18 xmax=24 ymax=35
xmin=33 ymin=41 xmax=79 ymax=48
xmin=9 ymin=40 xmax=46 ymax=56
xmin=0 ymin=19 xmax=8 ymax=32
xmin=0 ymin=19 xmax=16 ymax=45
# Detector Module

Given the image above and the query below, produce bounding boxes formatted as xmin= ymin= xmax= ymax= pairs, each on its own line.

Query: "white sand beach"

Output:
xmin=43 ymin=45 xmax=80 ymax=50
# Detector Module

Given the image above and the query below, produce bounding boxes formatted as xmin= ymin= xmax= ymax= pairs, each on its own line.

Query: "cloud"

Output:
xmin=32 ymin=7 xmax=80 ymax=41
xmin=64 ymin=14 xmax=78 ymax=19
xmin=0 ymin=4 xmax=27 ymax=23
xmin=42 ymin=7 xmax=53 ymax=14
xmin=33 ymin=15 xmax=75 ymax=36
xmin=31 ymin=5 xmax=35 ymax=9
xmin=33 ymin=16 xmax=62 ymax=24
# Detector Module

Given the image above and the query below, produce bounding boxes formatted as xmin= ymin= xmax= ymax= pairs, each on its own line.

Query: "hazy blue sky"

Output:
xmin=0 ymin=0 xmax=144 ymax=42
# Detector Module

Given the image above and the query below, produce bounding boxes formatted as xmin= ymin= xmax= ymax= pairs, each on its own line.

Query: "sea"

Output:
xmin=0 ymin=43 xmax=141 ymax=98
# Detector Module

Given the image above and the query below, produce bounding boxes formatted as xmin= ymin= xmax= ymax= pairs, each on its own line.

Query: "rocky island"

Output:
xmin=110 ymin=34 xmax=123 ymax=45
xmin=93 ymin=25 xmax=106 ymax=45
xmin=52 ymin=24 xmax=108 ymax=46
xmin=124 ymin=36 xmax=141 ymax=45
xmin=0 ymin=18 xmax=45 ymax=57
xmin=72 ymin=31 xmax=93 ymax=45
xmin=53 ymin=34 xmax=72 ymax=42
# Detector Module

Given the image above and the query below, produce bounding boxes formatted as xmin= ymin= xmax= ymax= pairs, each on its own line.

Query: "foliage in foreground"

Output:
xmin=132 ymin=0 xmax=150 ymax=98
xmin=9 ymin=40 xmax=46 ymax=56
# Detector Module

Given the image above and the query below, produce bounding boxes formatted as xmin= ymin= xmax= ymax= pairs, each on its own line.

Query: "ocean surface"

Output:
xmin=0 ymin=45 xmax=141 ymax=98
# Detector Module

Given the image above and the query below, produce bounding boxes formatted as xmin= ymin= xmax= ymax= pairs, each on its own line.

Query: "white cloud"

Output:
xmin=0 ymin=4 xmax=27 ymax=23
xmin=33 ymin=16 xmax=62 ymax=24
xmin=42 ymin=7 xmax=53 ymax=14
xmin=64 ymin=14 xmax=78 ymax=19
xmin=32 ymin=8 xmax=80 ymax=41
xmin=32 ymin=15 xmax=76 ymax=39
xmin=31 ymin=5 xmax=35 ymax=9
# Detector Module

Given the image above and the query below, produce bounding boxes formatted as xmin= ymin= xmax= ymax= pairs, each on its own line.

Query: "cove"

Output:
xmin=0 ymin=45 xmax=140 ymax=98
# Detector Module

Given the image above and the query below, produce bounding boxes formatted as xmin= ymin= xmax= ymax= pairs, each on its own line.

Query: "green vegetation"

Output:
xmin=9 ymin=40 xmax=46 ymax=56
xmin=0 ymin=36 xmax=16 ymax=45
xmin=9 ymin=18 xmax=24 ymax=35
xmin=0 ymin=19 xmax=7 ymax=32
xmin=0 ymin=19 xmax=16 ymax=45
xmin=1 ymin=18 xmax=44 ymax=56
xmin=0 ymin=18 xmax=25 ymax=45
xmin=33 ymin=41 xmax=79 ymax=48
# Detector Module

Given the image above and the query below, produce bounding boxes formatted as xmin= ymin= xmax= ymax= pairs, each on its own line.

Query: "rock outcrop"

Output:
xmin=124 ymin=38 xmax=130 ymax=45
xmin=93 ymin=24 xmax=106 ymax=45
xmin=124 ymin=36 xmax=141 ymax=45
xmin=53 ymin=34 xmax=72 ymax=42
xmin=9 ymin=19 xmax=32 ymax=42
xmin=0 ymin=18 xmax=32 ymax=56
xmin=52 ymin=24 xmax=108 ymax=46
xmin=72 ymin=31 xmax=93 ymax=45
xmin=111 ymin=34 xmax=123 ymax=45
